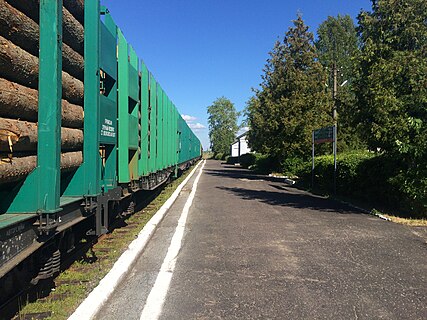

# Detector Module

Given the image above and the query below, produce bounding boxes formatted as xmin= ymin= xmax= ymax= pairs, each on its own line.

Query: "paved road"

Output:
xmin=97 ymin=160 xmax=427 ymax=320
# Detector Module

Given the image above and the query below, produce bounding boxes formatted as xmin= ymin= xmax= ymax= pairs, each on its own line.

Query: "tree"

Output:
xmin=316 ymin=15 xmax=358 ymax=85
xmin=316 ymin=15 xmax=363 ymax=150
xmin=355 ymin=0 xmax=427 ymax=209
xmin=355 ymin=0 xmax=427 ymax=158
xmin=245 ymin=95 xmax=265 ymax=153
xmin=247 ymin=15 xmax=330 ymax=160
xmin=207 ymin=97 xmax=239 ymax=155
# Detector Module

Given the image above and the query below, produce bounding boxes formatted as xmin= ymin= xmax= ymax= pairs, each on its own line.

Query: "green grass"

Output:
xmin=202 ymin=151 xmax=213 ymax=159
xmin=16 ymin=164 xmax=198 ymax=320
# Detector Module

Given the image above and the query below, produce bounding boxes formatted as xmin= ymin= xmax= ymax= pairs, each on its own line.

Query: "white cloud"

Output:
xmin=182 ymin=114 xmax=197 ymax=122
xmin=189 ymin=122 xmax=206 ymax=130
xmin=237 ymin=126 xmax=249 ymax=135
xmin=182 ymin=115 xmax=206 ymax=131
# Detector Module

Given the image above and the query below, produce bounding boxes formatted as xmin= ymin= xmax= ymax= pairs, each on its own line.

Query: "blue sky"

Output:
xmin=101 ymin=0 xmax=372 ymax=150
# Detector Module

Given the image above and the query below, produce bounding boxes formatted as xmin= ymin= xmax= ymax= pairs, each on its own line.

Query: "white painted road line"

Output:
xmin=139 ymin=160 xmax=206 ymax=320
xmin=68 ymin=160 xmax=203 ymax=320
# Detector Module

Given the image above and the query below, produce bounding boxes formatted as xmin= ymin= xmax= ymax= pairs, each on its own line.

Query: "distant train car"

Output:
xmin=0 ymin=0 xmax=201 ymax=305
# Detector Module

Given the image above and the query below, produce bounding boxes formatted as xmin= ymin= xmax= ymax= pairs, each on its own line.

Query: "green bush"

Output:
xmin=294 ymin=151 xmax=426 ymax=218
xmin=280 ymin=157 xmax=305 ymax=176
xmin=388 ymin=165 xmax=427 ymax=217
xmin=239 ymin=153 xmax=257 ymax=168
xmin=241 ymin=150 xmax=425 ymax=218
xmin=406 ymin=176 xmax=426 ymax=214
xmin=226 ymin=156 xmax=238 ymax=164
xmin=251 ymin=154 xmax=281 ymax=174
xmin=214 ymin=152 xmax=224 ymax=160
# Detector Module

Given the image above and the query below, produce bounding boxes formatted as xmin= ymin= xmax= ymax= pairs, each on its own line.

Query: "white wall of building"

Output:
xmin=239 ymin=135 xmax=250 ymax=155
xmin=230 ymin=134 xmax=251 ymax=157
xmin=231 ymin=141 xmax=240 ymax=157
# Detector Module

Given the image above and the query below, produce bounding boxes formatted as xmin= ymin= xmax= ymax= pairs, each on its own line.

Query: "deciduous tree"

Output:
xmin=355 ymin=0 xmax=427 ymax=208
xmin=207 ymin=97 xmax=239 ymax=155
xmin=355 ymin=0 xmax=426 ymax=157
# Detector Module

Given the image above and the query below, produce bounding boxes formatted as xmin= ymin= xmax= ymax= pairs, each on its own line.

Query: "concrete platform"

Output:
xmin=95 ymin=160 xmax=427 ymax=320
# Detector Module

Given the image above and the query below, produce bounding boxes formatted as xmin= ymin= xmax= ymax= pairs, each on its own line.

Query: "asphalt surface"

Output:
xmin=97 ymin=160 xmax=427 ymax=320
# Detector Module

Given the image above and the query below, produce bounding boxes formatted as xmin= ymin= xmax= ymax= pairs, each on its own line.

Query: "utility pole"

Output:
xmin=332 ymin=62 xmax=338 ymax=124
xmin=332 ymin=63 xmax=338 ymax=195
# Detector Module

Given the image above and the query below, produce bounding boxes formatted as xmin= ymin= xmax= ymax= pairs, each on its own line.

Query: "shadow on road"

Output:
xmin=204 ymin=167 xmax=258 ymax=178
xmin=205 ymin=165 xmax=362 ymax=215
xmin=217 ymin=186 xmax=362 ymax=214
xmin=204 ymin=167 xmax=282 ymax=183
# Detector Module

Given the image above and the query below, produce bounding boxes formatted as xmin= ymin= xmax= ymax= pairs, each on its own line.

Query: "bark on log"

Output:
xmin=0 ymin=118 xmax=83 ymax=152
xmin=4 ymin=0 xmax=84 ymax=56
xmin=0 ymin=0 xmax=84 ymax=80
xmin=4 ymin=0 xmax=38 ymax=23
xmin=0 ymin=36 xmax=84 ymax=105
xmin=0 ymin=151 xmax=82 ymax=184
xmin=62 ymin=7 xmax=84 ymax=56
xmin=63 ymin=0 xmax=84 ymax=25
xmin=0 ymin=78 xmax=84 ymax=128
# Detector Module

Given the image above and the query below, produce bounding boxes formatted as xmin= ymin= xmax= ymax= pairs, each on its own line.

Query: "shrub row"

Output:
xmin=237 ymin=153 xmax=280 ymax=173
xmin=296 ymin=152 xmax=426 ymax=218
xmin=213 ymin=152 xmax=228 ymax=160
xmin=240 ymin=151 xmax=426 ymax=218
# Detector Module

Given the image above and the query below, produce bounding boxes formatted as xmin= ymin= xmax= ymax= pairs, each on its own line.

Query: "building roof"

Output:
xmin=235 ymin=131 xmax=248 ymax=140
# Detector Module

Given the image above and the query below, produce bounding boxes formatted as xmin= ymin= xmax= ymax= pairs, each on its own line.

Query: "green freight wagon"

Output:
xmin=0 ymin=0 xmax=201 ymax=306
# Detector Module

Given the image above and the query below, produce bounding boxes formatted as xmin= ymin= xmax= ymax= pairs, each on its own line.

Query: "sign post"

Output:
xmin=312 ymin=125 xmax=337 ymax=193
xmin=312 ymin=131 xmax=315 ymax=189
xmin=333 ymin=125 xmax=337 ymax=195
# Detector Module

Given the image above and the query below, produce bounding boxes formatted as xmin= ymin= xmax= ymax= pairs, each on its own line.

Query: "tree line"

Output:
xmin=208 ymin=0 xmax=426 ymax=216
xmin=248 ymin=0 xmax=426 ymax=161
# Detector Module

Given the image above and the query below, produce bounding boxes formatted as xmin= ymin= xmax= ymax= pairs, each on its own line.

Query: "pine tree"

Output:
xmin=248 ymin=15 xmax=330 ymax=160
xmin=316 ymin=15 xmax=363 ymax=151
xmin=245 ymin=95 xmax=264 ymax=153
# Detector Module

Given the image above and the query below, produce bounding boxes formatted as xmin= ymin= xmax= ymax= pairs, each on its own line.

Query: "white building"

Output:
xmin=230 ymin=132 xmax=251 ymax=157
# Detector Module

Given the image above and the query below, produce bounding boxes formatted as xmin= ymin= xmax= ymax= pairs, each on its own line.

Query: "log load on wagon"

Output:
xmin=0 ymin=0 xmax=201 ymax=309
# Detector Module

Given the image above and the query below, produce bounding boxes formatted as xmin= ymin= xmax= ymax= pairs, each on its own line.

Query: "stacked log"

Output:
xmin=0 ymin=118 xmax=83 ymax=152
xmin=4 ymin=0 xmax=85 ymax=56
xmin=62 ymin=7 xmax=85 ymax=55
xmin=0 ymin=1 xmax=86 ymax=185
xmin=0 ymin=36 xmax=84 ymax=105
xmin=0 ymin=0 xmax=84 ymax=80
xmin=0 ymin=78 xmax=84 ymax=128
xmin=63 ymin=0 xmax=84 ymax=25
xmin=0 ymin=152 xmax=83 ymax=185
